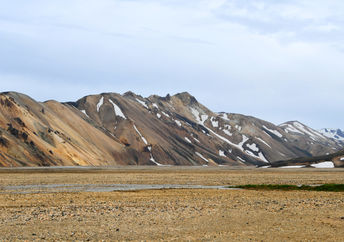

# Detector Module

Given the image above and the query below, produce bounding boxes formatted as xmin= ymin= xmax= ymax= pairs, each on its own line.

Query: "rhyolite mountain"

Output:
xmin=0 ymin=91 xmax=343 ymax=167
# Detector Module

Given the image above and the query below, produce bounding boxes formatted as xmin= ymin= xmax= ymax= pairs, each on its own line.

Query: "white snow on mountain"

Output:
xmin=219 ymin=150 xmax=226 ymax=157
xmin=319 ymin=128 xmax=344 ymax=141
xmin=310 ymin=161 xmax=334 ymax=168
xmin=280 ymin=122 xmax=325 ymax=141
xmin=220 ymin=113 xmax=230 ymax=121
xmin=280 ymin=123 xmax=304 ymax=135
xmin=133 ymin=124 xmax=148 ymax=145
xmin=210 ymin=117 xmax=219 ymax=128
xmin=96 ymin=96 xmax=104 ymax=112
xmin=292 ymin=122 xmax=324 ymax=140
xmin=256 ymin=137 xmax=271 ymax=148
xmin=161 ymin=111 xmax=170 ymax=118
xmin=246 ymin=143 xmax=259 ymax=152
xmin=263 ymin=125 xmax=283 ymax=138
xmin=136 ymin=98 xmax=148 ymax=109
xmin=175 ymin=120 xmax=182 ymax=127
xmin=190 ymin=107 xmax=208 ymax=125
xmin=109 ymin=99 xmax=126 ymax=119
xmin=80 ymin=110 xmax=89 ymax=118
xmin=185 ymin=137 xmax=192 ymax=143
xmin=196 ymin=152 xmax=208 ymax=163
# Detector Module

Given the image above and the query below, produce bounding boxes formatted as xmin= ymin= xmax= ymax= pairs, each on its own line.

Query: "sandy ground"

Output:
xmin=0 ymin=167 xmax=344 ymax=241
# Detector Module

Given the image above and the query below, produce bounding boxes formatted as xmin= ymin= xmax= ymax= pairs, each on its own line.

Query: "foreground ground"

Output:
xmin=0 ymin=167 xmax=344 ymax=241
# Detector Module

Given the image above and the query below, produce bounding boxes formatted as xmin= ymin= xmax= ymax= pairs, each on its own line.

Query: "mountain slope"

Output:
xmin=0 ymin=92 xmax=138 ymax=167
xmin=70 ymin=91 xmax=342 ymax=166
xmin=0 ymin=91 xmax=342 ymax=167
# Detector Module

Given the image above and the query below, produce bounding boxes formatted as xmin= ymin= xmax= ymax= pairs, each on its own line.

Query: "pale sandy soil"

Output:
xmin=0 ymin=167 xmax=343 ymax=241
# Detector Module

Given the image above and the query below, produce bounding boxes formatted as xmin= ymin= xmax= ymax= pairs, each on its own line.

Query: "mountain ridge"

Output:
xmin=0 ymin=91 xmax=342 ymax=167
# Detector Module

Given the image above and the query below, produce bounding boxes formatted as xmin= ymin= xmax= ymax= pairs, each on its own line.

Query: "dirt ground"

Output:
xmin=0 ymin=167 xmax=344 ymax=241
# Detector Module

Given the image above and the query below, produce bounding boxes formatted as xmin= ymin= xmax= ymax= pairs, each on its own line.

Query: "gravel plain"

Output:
xmin=0 ymin=167 xmax=343 ymax=241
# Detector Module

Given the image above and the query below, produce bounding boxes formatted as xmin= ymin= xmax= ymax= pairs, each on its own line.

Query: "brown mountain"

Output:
xmin=0 ymin=91 xmax=342 ymax=167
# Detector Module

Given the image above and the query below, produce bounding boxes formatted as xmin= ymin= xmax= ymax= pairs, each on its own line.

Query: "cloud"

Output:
xmin=0 ymin=0 xmax=343 ymax=129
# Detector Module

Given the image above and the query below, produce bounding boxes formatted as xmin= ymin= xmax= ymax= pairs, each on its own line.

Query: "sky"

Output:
xmin=0 ymin=0 xmax=343 ymax=129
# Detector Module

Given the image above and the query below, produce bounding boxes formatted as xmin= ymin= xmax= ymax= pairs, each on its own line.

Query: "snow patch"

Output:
xmin=133 ymin=125 xmax=148 ymax=145
xmin=310 ymin=161 xmax=334 ymax=168
xmin=152 ymin=103 xmax=159 ymax=109
xmin=244 ymin=150 xmax=269 ymax=163
xmin=190 ymin=107 xmax=208 ymax=125
xmin=190 ymin=108 xmax=200 ymax=123
xmin=133 ymin=124 xmax=162 ymax=166
xmin=203 ymin=124 xmax=269 ymax=163
xmin=319 ymin=128 xmax=344 ymax=141
xmin=279 ymin=152 xmax=286 ymax=157
xmin=237 ymin=156 xmax=246 ymax=163
xmin=235 ymin=125 xmax=242 ymax=131
xmin=238 ymin=135 xmax=249 ymax=149
xmin=196 ymin=152 xmax=208 ymax=163
xmin=80 ymin=110 xmax=89 ymax=118
xmin=175 ymin=120 xmax=182 ymax=127
xmin=246 ymin=143 xmax=259 ymax=152
xmin=220 ymin=113 xmax=230 ymax=121
xmin=109 ymin=99 xmax=126 ymax=119
xmin=263 ymin=125 xmax=283 ymax=138
xmin=341 ymin=157 xmax=344 ymax=161
xmin=185 ymin=137 xmax=192 ymax=143
xmin=96 ymin=96 xmax=104 ymax=112
xmin=260 ymin=166 xmax=271 ymax=169
xmin=219 ymin=150 xmax=226 ymax=157
xmin=223 ymin=125 xmax=232 ymax=136
xmin=161 ymin=111 xmax=170 ymax=118
xmin=223 ymin=129 xmax=232 ymax=137
xmin=280 ymin=165 xmax=305 ymax=168
xmin=201 ymin=115 xmax=208 ymax=125
xmin=149 ymin=153 xmax=162 ymax=166
xmin=210 ymin=117 xmax=218 ymax=128
xmin=292 ymin=122 xmax=324 ymax=140
xmin=156 ymin=113 xmax=161 ymax=119
xmin=280 ymin=123 xmax=304 ymax=135
xmin=256 ymin=137 xmax=271 ymax=148
xmin=257 ymin=152 xmax=269 ymax=163
xmin=136 ymin=98 xmax=148 ymax=109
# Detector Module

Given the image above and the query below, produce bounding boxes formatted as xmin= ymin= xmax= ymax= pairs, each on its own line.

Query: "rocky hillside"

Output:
xmin=0 ymin=91 xmax=342 ymax=167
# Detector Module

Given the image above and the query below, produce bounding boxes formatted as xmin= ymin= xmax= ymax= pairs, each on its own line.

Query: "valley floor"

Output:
xmin=0 ymin=167 xmax=344 ymax=241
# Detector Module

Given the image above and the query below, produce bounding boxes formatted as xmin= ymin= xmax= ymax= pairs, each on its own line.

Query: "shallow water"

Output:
xmin=0 ymin=184 xmax=239 ymax=194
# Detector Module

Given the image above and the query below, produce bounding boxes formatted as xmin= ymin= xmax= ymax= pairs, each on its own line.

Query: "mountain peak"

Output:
xmin=173 ymin=92 xmax=198 ymax=105
xmin=123 ymin=91 xmax=137 ymax=98
xmin=319 ymin=128 xmax=344 ymax=142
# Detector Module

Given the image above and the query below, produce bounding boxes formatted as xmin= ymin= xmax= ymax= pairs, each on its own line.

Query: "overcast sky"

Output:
xmin=0 ymin=0 xmax=343 ymax=129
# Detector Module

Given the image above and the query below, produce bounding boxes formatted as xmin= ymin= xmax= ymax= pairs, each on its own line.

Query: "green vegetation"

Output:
xmin=231 ymin=184 xmax=344 ymax=192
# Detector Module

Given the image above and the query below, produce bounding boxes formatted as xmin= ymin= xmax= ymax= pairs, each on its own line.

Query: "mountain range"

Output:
xmin=0 ymin=91 xmax=343 ymax=167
